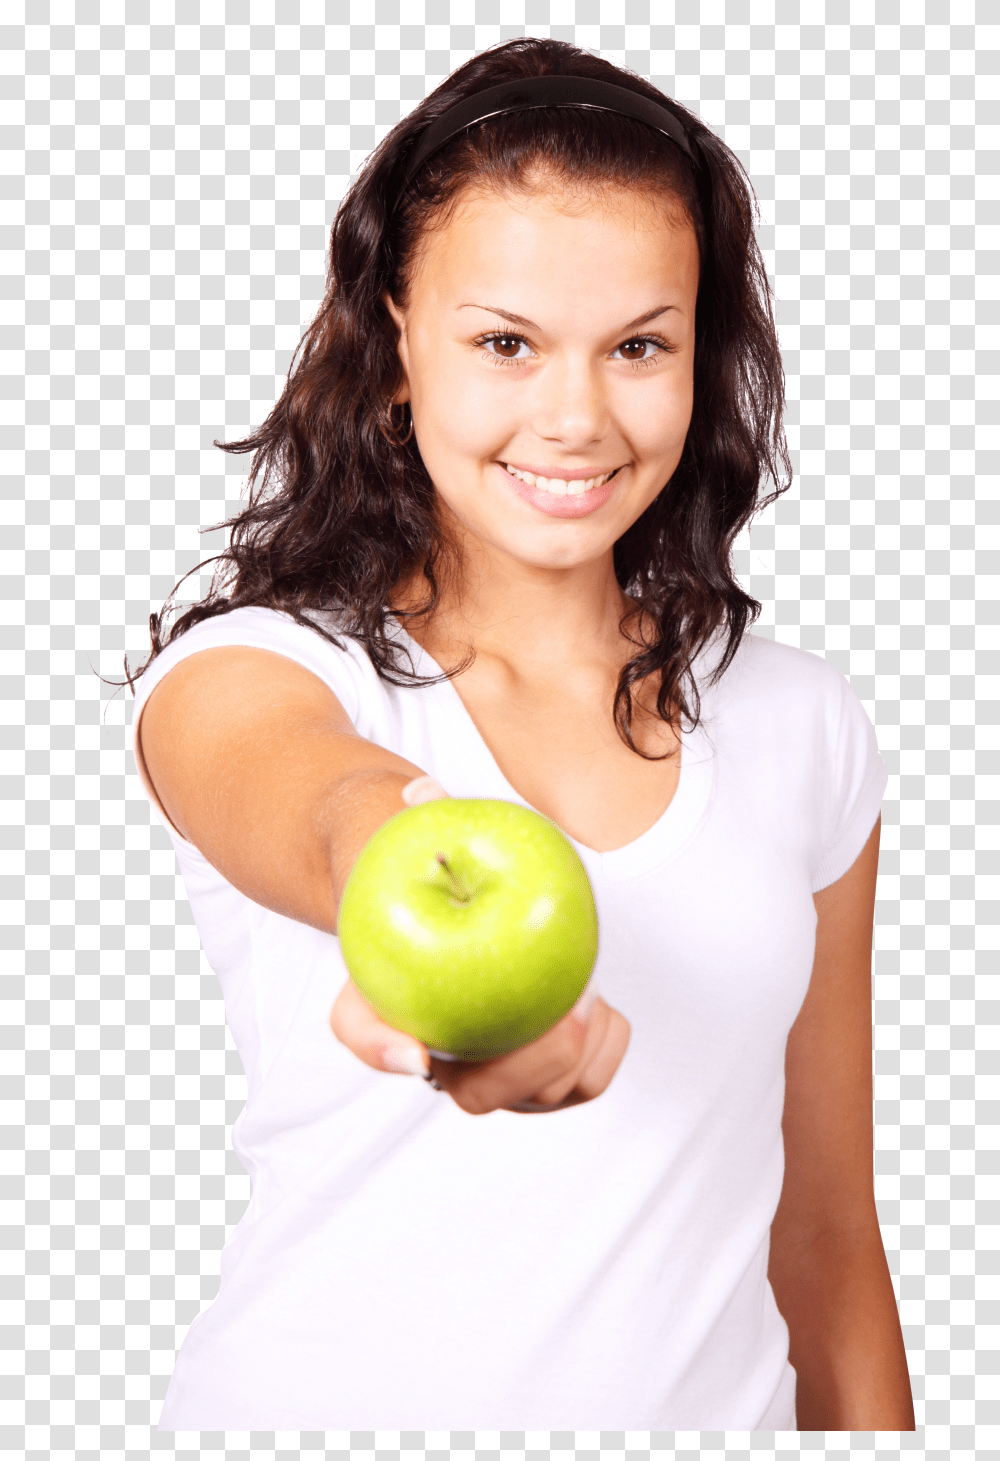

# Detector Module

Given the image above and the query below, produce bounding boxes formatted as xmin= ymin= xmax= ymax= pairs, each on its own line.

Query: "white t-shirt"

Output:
xmin=130 ymin=605 xmax=887 ymax=1431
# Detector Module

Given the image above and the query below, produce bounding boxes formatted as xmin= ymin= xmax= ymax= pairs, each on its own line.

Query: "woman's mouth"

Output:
xmin=499 ymin=463 xmax=622 ymax=497
xmin=495 ymin=460 xmax=626 ymax=520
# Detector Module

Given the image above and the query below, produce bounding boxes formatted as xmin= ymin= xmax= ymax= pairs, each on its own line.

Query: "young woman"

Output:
xmin=128 ymin=39 xmax=914 ymax=1432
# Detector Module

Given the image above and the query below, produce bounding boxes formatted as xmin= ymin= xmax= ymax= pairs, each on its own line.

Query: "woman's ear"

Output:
xmin=382 ymin=291 xmax=411 ymax=406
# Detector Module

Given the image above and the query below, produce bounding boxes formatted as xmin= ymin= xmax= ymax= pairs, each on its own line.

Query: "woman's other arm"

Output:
xmin=768 ymin=816 xmax=916 ymax=1430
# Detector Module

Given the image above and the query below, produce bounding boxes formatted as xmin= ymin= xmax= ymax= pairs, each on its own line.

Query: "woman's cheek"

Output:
xmin=426 ymin=361 xmax=523 ymax=460
xmin=616 ymin=377 xmax=693 ymax=467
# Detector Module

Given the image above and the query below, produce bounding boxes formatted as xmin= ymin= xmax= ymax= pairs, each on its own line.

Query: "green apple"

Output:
xmin=336 ymin=798 xmax=599 ymax=1061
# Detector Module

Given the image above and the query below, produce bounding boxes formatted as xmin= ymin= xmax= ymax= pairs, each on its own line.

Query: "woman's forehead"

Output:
xmin=406 ymin=181 xmax=699 ymax=299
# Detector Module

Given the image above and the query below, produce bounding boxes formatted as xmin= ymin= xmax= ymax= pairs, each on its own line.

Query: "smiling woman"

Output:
xmin=381 ymin=187 xmax=699 ymax=532
xmin=123 ymin=35 xmax=913 ymax=1437
xmin=134 ymin=38 xmax=787 ymax=753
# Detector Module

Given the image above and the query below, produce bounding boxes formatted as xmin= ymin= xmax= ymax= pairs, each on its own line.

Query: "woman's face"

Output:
xmin=386 ymin=178 xmax=700 ymax=574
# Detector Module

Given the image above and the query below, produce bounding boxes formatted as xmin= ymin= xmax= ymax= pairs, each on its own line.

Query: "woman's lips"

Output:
xmin=495 ymin=460 xmax=624 ymax=519
xmin=500 ymin=462 xmax=621 ymax=494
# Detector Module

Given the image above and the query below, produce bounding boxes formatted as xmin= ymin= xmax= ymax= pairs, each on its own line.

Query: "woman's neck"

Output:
xmin=390 ymin=564 xmax=650 ymax=685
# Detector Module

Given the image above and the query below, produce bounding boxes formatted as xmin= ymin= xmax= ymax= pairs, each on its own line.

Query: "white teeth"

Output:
xmin=503 ymin=464 xmax=615 ymax=496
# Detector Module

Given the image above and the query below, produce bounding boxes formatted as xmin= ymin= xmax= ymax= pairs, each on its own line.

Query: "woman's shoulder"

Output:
xmin=130 ymin=604 xmax=373 ymax=723
xmin=701 ymin=630 xmax=879 ymax=763
xmin=710 ymin=631 xmax=857 ymax=714
xmin=705 ymin=634 xmax=887 ymax=888
xmin=734 ymin=629 xmax=844 ymax=680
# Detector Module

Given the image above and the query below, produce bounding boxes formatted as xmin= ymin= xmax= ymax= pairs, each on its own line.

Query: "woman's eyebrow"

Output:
xmin=458 ymin=304 xmax=540 ymax=330
xmin=458 ymin=303 xmax=679 ymax=332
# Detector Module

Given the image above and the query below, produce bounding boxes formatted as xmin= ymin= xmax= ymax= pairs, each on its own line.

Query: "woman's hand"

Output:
xmin=329 ymin=973 xmax=630 ymax=1116
xmin=328 ymin=774 xmax=632 ymax=1114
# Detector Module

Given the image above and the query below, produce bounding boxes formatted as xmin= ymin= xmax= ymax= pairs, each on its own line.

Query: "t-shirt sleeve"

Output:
xmin=811 ymin=667 xmax=889 ymax=893
xmin=130 ymin=606 xmax=366 ymax=836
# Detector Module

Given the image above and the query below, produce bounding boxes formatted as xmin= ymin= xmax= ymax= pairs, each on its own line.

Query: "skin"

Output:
xmin=137 ymin=175 xmax=913 ymax=1427
xmin=770 ymin=817 xmax=913 ymax=1427
xmin=383 ymin=179 xmax=696 ymax=858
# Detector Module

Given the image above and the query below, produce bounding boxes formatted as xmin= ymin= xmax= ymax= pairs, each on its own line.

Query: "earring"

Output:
xmin=379 ymin=400 xmax=415 ymax=448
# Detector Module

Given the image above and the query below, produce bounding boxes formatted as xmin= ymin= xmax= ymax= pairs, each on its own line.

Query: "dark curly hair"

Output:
xmin=131 ymin=37 xmax=791 ymax=758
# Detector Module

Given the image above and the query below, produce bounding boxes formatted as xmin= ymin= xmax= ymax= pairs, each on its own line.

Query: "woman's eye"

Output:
xmin=613 ymin=338 xmax=659 ymax=361
xmin=482 ymin=334 xmax=531 ymax=360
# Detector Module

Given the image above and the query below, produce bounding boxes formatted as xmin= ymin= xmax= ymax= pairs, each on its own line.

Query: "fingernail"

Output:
xmin=382 ymin=1044 xmax=429 ymax=1077
xmin=570 ymin=981 xmax=599 ymax=1025
xmin=402 ymin=775 xmax=448 ymax=806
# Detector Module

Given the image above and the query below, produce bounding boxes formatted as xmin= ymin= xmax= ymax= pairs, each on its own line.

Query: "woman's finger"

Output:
xmin=329 ymin=976 xmax=431 ymax=1078
xmin=566 ymin=1005 xmax=632 ymax=1102
xmin=428 ymin=1012 xmax=588 ymax=1115
xmin=524 ymin=996 xmax=630 ymax=1107
xmin=429 ymin=993 xmax=627 ymax=1116
xmin=401 ymin=775 xmax=450 ymax=805
xmin=527 ymin=997 xmax=613 ymax=1107
xmin=464 ymin=998 xmax=629 ymax=1115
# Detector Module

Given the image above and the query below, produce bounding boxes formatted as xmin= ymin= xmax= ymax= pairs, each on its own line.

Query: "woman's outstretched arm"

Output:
xmin=136 ymin=645 xmax=433 ymax=934
xmin=137 ymin=643 xmax=630 ymax=1111
xmin=768 ymin=816 xmax=916 ymax=1430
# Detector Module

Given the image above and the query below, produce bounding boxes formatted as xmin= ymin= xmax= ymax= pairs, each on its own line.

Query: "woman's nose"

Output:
xmin=531 ymin=351 xmax=609 ymax=450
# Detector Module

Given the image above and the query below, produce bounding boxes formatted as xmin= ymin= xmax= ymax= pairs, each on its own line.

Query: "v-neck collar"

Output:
xmin=386 ymin=614 xmax=716 ymax=884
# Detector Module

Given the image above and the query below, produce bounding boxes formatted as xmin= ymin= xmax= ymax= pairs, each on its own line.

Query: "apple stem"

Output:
xmin=436 ymin=852 xmax=471 ymax=903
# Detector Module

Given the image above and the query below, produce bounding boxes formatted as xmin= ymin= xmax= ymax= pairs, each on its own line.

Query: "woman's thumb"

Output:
xmin=401 ymin=775 xmax=449 ymax=806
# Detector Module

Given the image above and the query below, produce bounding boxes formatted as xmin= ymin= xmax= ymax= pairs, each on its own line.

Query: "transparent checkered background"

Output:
xmin=1 ymin=1 xmax=996 ymax=1458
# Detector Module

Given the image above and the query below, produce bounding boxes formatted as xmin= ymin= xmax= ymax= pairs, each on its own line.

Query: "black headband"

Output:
xmin=398 ymin=75 xmax=696 ymax=194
